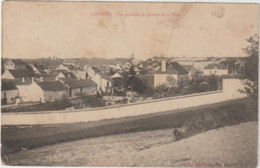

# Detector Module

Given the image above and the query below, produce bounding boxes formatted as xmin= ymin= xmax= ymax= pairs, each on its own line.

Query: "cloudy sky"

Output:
xmin=2 ymin=2 xmax=259 ymax=60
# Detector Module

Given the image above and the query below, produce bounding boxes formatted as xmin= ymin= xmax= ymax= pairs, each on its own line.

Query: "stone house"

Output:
xmin=203 ymin=64 xmax=228 ymax=76
xmin=62 ymin=78 xmax=97 ymax=97
xmin=18 ymin=80 xmax=67 ymax=103
xmin=4 ymin=59 xmax=28 ymax=70
xmin=154 ymin=60 xmax=189 ymax=87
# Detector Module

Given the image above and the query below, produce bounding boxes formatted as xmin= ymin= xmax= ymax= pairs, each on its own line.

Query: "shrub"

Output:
xmin=154 ymin=84 xmax=168 ymax=98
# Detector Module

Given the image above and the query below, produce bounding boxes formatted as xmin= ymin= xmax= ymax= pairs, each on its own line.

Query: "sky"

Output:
xmin=2 ymin=2 xmax=259 ymax=60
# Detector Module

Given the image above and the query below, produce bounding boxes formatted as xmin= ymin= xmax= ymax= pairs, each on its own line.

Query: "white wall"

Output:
xmin=17 ymin=83 xmax=44 ymax=102
xmin=92 ymin=74 xmax=111 ymax=92
xmin=1 ymin=70 xmax=14 ymax=79
xmin=82 ymin=86 xmax=97 ymax=95
xmin=2 ymin=79 xmax=247 ymax=125
xmin=154 ymin=74 xmax=178 ymax=87
xmin=203 ymin=69 xmax=228 ymax=76
xmin=71 ymin=88 xmax=81 ymax=97
xmin=1 ymin=89 xmax=19 ymax=104
xmin=92 ymin=75 xmax=101 ymax=90
xmin=101 ymin=78 xmax=112 ymax=92
xmin=4 ymin=60 xmax=15 ymax=70
xmin=43 ymin=90 xmax=67 ymax=102
xmin=73 ymin=71 xmax=87 ymax=79
xmin=223 ymin=78 xmax=245 ymax=99
xmin=55 ymin=73 xmax=65 ymax=80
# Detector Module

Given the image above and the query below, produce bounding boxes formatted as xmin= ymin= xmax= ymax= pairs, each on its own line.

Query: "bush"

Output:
xmin=115 ymin=98 xmax=128 ymax=104
xmin=154 ymin=84 xmax=168 ymax=98
xmin=172 ymin=99 xmax=257 ymax=141
xmin=142 ymin=85 xmax=154 ymax=98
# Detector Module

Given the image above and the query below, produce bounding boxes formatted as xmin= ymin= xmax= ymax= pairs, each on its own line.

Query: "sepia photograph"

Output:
xmin=1 ymin=1 xmax=259 ymax=167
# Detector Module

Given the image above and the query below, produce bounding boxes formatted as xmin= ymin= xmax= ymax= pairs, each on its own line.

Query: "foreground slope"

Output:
xmin=5 ymin=121 xmax=257 ymax=167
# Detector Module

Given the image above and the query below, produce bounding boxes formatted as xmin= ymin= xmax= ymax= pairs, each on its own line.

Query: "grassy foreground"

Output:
xmin=1 ymin=97 xmax=258 ymax=158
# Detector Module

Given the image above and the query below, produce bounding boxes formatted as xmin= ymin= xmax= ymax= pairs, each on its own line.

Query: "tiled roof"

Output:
xmin=51 ymin=70 xmax=77 ymax=79
xmin=63 ymin=78 xmax=97 ymax=88
xmin=111 ymin=72 xmax=123 ymax=79
xmin=181 ymin=65 xmax=198 ymax=72
xmin=37 ymin=81 xmax=66 ymax=91
xmin=92 ymin=67 xmax=102 ymax=73
xmin=8 ymin=70 xmax=35 ymax=78
xmin=2 ymin=81 xmax=18 ymax=91
xmin=11 ymin=59 xmax=27 ymax=65
xmin=98 ymin=72 xmax=112 ymax=81
xmin=62 ymin=71 xmax=77 ymax=79
xmin=156 ymin=62 xmax=189 ymax=75
xmin=204 ymin=64 xmax=227 ymax=70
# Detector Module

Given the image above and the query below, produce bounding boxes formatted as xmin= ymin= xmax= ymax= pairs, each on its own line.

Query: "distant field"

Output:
xmin=1 ymin=98 xmax=258 ymax=158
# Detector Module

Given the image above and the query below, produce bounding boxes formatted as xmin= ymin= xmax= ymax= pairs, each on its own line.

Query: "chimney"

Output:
xmin=161 ymin=59 xmax=166 ymax=72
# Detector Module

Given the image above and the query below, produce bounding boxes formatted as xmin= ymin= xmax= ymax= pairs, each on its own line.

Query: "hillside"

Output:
xmin=4 ymin=121 xmax=257 ymax=167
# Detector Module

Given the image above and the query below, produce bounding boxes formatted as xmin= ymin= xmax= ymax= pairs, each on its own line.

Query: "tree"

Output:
xmin=243 ymin=34 xmax=259 ymax=99
xmin=1 ymin=58 xmax=5 ymax=75
xmin=124 ymin=63 xmax=145 ymax=97
xmin=244 ymin=34 xmax=259 ymax=82
xmin=206 ymin=75 xmax=218 ymax=91
xmin=25 ymin=65 xmax=33 ymax=72
xmin=199 ymin=81 xmax=209 ymax=92
xmin=139 ymin=76 xmax=154 ymax=98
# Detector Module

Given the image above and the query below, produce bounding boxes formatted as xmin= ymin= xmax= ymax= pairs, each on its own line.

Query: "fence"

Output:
xmin=1 ymin=79 xmax=247 ymax=125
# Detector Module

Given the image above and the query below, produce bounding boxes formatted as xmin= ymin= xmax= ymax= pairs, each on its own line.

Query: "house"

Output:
xmin=111 ymin=63 xmax=125 ymax=73
xmin=63 ymin=59 xmax=77 ymax=66
xmin=1 ymin=81 xmax=19 ymax=105
xmin=72 ymin=70 xmax=87 ymax=80
xmin=154 ymin=60 xmax=189 ymax=87
xmin=29 ymin=64 xmax=41 ymax=74
xmin=18 ymin=80 xmax=67 ymax=103
xmin=2 ymin=69 xmax=35 ymax=85
xmin=56 ymin=64 xmax=70 ymax=71
xmin=4 ymin=59 xmax=28 ymax=70
xmin=203 ymin=64 xmax=228 ymax=76
xmin=110 ymin=72 xmax=124 ymax=88
xmin=62 ymin=78 xmax=97 ymax=97
xmin=86 ymin=66 xmax=102 ymax=78
xmin=92 ymin=73 xmax=113 ymax=93
xmin=83 ymin=65 xmax=90 ymax=71
xmin=86 ymin=66 xmax=113 ymax=93
xmin=43 ymin=71 xmax=65 ymax=81
xmin=42 ymin=70 xmax=77 ymax=81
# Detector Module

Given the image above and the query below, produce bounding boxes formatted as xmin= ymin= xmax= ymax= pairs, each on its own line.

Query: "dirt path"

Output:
xmin=4 ymin=122 xmax=258 ymax=167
